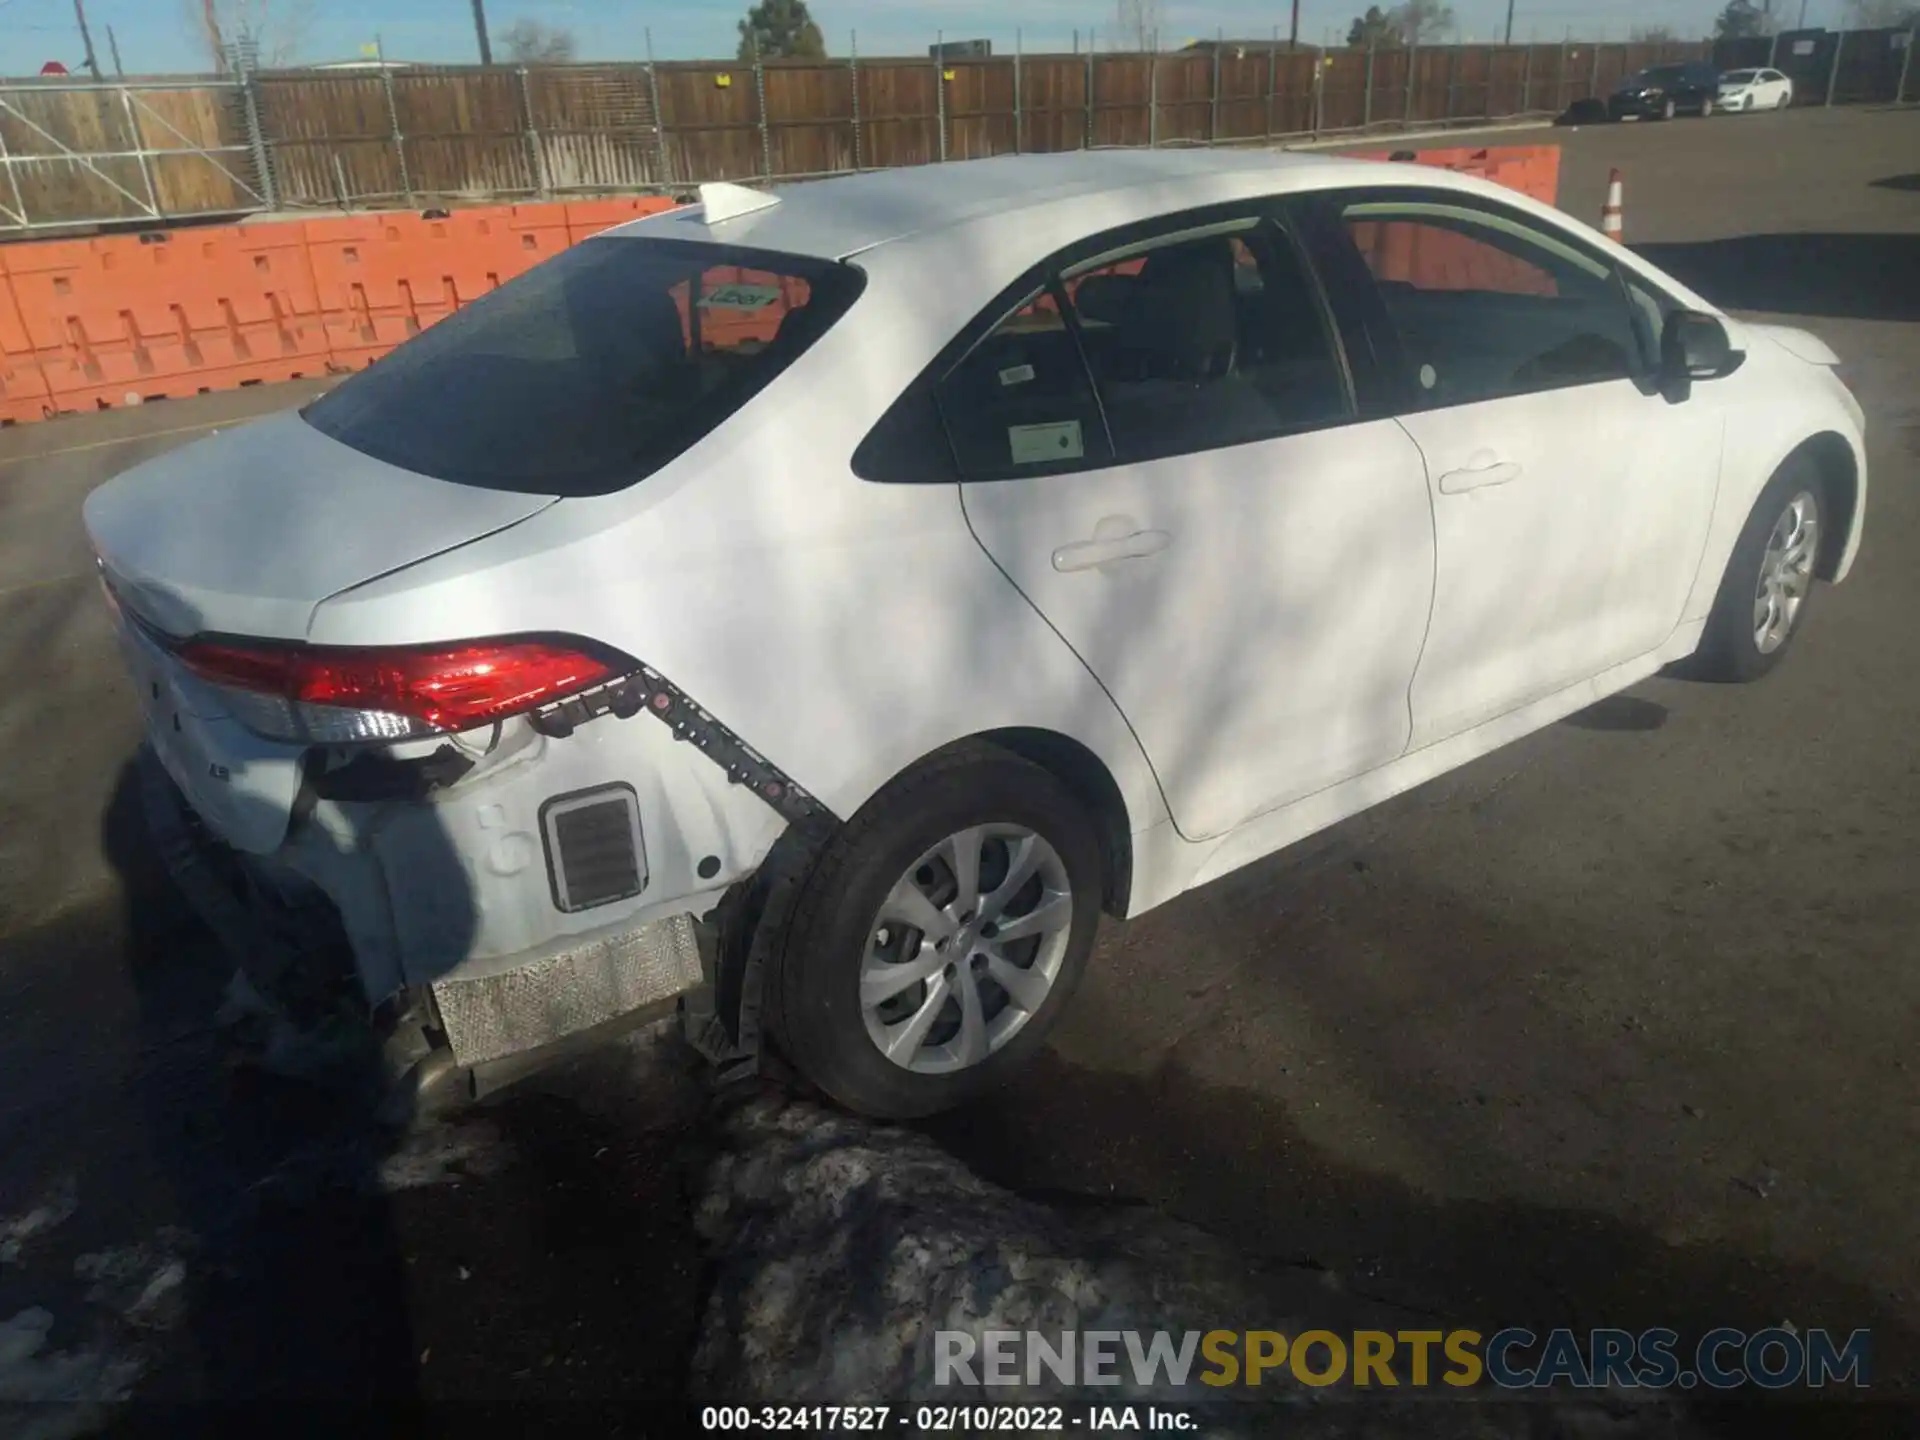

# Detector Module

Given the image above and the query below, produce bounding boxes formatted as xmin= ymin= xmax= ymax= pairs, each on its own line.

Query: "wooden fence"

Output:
xmin=4 ymin=27 xmax=1915 ymax=236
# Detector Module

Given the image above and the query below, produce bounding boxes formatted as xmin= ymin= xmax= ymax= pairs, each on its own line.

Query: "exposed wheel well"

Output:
xmin=972 ymin=728 xmax=1134 ymax=919
xmin=1795 ymin=432 xmax=1858 ymax=580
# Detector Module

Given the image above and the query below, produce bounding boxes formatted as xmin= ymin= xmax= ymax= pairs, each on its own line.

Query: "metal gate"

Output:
xmin=0 ymin=77 xmax=273 ymax=236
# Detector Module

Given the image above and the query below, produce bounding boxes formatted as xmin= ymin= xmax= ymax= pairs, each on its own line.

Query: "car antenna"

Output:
xmin=698 ymin=182 xmax=781 ymax=224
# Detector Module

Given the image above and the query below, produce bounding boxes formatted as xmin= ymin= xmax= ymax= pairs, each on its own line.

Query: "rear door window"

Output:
xmin=931 ymin=210 xmax=1352 ymax=480
xmin=302 ymin=237 xmax=864 ymax=496
xmin=1061 ymin=219 xmax=1351 ymax=463
xmin=934 ymin=287 xmax=1117 ymax=480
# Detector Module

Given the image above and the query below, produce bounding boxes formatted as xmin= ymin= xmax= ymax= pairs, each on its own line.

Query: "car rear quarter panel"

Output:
xmin=307 ymin=258 xmax=1171 ymax=869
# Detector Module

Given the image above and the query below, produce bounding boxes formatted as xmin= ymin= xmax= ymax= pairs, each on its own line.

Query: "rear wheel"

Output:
xmin=1690 ymin=458 xmax=1826 ymax=683
xmin=766 ymin=743 xmax=1104 ymax=1118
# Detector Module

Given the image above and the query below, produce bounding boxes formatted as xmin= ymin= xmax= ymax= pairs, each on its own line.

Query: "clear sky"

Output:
xmin=0 ymin=0 xmax=1857 ymax=76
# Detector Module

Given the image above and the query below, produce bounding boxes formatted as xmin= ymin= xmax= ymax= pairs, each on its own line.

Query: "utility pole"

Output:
xmin=106 ymin=23 xmax=124 ymax=76
xmin=1897 ymin=13 xmax=1917 ymax=104
xmin=470 ymin=0 xmax=494 ymax=64
xmin=73 ymin=0 xmax=104 ymax=79
xmin=1289 ymin=0 xmax=1301 ymax=50
xmin=1504 ymin=0 xmax=1517 ymax=46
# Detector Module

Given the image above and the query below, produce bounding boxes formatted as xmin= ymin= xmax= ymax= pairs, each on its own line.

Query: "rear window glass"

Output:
xmin=302 ymin=237 xmax=864 ymax=495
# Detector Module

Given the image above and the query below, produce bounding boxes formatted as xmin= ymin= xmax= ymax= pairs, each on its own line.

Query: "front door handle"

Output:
xmin=1438 ymin=459 xmax=1523 ymax=494
xmin=1052 ymin=519 xmax=1171 ymax=573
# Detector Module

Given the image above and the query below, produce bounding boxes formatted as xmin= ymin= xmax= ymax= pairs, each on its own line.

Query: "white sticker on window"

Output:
xmin=699 ymin=283 xmax=782 ymax=309
xmin=1791 ymin=38 xmax=1815 ymax=54
xmin=1008 ymin=420 xmax=1084 ymax=465
xmin=1419 ymin=363 xmax=1438 ymax=390
xmin=998 ymin=363 xmax=1037 ymax=386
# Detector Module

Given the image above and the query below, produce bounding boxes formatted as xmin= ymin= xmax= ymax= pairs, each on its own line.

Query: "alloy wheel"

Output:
xmin=859 ymin=825 xmax=1074 ymax=1074
xmin=1754 ymin=490 xmax=1820 ymax=655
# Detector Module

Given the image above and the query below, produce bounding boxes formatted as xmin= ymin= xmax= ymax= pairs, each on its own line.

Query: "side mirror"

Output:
xmin=1661 ymin=310 xmax=1741 ymax=383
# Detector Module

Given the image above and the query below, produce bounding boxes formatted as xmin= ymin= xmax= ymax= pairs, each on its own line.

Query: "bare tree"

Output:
xmin=1713 ymin=0 xmax=1775 ymax=37
xmin=1349 ymin=1 xmax=1453 ymax=48
xmin=1630 ymin=24 xmax=1678 ymax=42
xmin=1113 ymin=0 xmax=1163 ymax=52
xmin=499 ymin=17 xmax=577 ymax=63
xmin=180 ymin=0 xmax=315 ymax=71
xmin=1391 ymin=0 xmax=1454 ymax=44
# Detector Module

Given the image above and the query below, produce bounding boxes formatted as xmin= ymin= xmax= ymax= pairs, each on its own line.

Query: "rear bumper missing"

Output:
xmin=427 ymin=911 xmax=704 ymax=1068
xmin=139 ymin=744 xmax=721 ymax=1084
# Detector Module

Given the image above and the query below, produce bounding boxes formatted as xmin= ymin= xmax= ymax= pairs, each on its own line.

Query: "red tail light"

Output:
xmin=173 ymin=636 xmax=620 ymax=742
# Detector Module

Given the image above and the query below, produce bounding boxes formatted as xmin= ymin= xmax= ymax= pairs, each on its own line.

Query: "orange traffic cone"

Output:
xmin=1600 ymin=168 xmax=1624 ymax=243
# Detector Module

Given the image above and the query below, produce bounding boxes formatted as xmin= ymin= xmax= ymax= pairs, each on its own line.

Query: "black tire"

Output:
xmin=765 ymin=742 xmax=1105 ymax=1119
xmin=1689 ymin=455 xmax=1828 ymax=683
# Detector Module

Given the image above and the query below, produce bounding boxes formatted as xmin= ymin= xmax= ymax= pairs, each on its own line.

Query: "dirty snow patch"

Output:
xmin=73 ymin=1233 xmax=193 ymax=1333
xmin=0 ymin=1307 xmax=143 ymax=1437
xmin=0 ymin=1178 xmax=78 ymax=1266
xmin=374 ymin=1120 xmax=512 ymax=1193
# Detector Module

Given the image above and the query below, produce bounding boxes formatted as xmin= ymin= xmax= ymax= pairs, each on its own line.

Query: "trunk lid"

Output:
xmin=85 ymin=408 xmax=554 ymax=855
xmin=82 ymin=409 xmax=555 ymax=643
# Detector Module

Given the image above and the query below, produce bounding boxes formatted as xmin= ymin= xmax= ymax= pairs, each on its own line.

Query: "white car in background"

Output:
xmin=1718 ymin=68 xmax=1794 ymax=111
xmin=84 ymin=151 xmax=1866 ymax=1119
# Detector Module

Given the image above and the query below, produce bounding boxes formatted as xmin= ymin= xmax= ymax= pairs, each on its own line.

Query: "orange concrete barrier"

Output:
xmin=0 ymin=194 xmax=687 ymax=425
xmin=1353 ymin=144 xmax=1562 ymax=208
xmin=0 ymin=248 xmax=55 ymax=425
xmin=1349 ymin=218 xmax=1557 ymax=295
xmin=307 ymin=214 xmax=457 ymax=372
xmin=3 ymin=225 xmax=331 ymax=415
xmin=1348 ymin=144 xmax=1566 ymax=296
xmin=563 ymin=196 xmax=680 ymax=244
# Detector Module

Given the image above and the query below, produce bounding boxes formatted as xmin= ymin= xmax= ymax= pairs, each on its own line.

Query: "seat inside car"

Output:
xmin=1104 ymin=241 xmax=1240 ymax=384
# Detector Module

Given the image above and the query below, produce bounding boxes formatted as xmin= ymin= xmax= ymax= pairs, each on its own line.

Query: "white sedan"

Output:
xmin=1718 ymin=67 xmax=1795 ymax=111
xmin=83 ymin=150 xmax=1866 ymax=1118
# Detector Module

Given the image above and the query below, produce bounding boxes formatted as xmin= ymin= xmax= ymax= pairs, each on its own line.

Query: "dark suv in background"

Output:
xmin=1608 ymin=62 xmax=1721 ymax=120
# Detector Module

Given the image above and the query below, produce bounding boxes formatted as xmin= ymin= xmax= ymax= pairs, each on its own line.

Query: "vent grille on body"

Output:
xmin=541 ymin=785 xmax=647 ymax=912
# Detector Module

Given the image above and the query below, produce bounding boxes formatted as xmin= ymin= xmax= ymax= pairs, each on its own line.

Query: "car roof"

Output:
xmin=603 ymin=148 xmax=1383 ymax=262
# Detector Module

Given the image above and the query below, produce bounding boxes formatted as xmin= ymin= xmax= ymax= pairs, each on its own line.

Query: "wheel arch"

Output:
xmin=953 ymin=728 xmax=1135 ymax=919
xmin=1793 ymin=431 xmax=1861 ymax=581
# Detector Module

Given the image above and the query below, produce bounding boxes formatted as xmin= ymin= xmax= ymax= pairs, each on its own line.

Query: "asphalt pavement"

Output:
xmin=1 ymin=104 xmax=1916 ymax=1434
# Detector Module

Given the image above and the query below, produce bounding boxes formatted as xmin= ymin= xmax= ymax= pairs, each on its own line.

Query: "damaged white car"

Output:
xmin=85 ymin=150 xmax=1865 ymax=1118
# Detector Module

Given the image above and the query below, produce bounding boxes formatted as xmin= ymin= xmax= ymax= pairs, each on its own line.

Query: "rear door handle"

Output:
xmin=1438 ymin=459 xmax=1523 ymax=494
xmin=1052 ymin=526 xmax=1170 ymax=573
